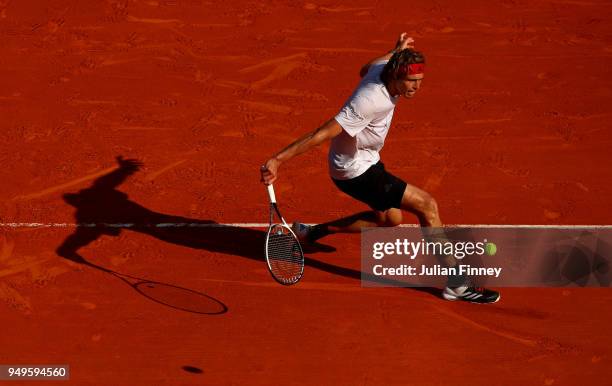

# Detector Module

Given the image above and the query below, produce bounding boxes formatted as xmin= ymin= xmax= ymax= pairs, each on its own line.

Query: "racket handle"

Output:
xmin=267 ymin=184 xmax=277 ymax=204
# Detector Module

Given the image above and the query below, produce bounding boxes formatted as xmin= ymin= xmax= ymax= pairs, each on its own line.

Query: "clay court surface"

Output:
xmin=1 ymin=0 xmax=612 ymax=384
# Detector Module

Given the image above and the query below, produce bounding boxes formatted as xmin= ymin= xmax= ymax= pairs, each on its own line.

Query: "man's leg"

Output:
xmin=398 ymin=184 xmax=441 ymax=227
xmin=397 ymin=184 xmax=459 ymax=266
xmin=306 ymin=208 xmax=402 ymax=241
xmin=305 ymin=184 xmax=440 ymax=243
xmin=399 ymin=185 xmax=500 ymax=302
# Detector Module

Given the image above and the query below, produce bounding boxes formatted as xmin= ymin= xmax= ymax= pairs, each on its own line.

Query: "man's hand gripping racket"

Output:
xmin=262 ymin=175 xmax=305 ymax=285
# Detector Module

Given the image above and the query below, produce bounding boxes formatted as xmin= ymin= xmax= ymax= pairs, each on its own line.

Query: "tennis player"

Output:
xmin=260 ymin=33 xmax=500 ymax=303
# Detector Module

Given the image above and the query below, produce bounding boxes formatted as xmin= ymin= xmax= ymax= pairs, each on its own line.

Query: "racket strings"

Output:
xmin=267 ymin=225 xmax=303 ymax=283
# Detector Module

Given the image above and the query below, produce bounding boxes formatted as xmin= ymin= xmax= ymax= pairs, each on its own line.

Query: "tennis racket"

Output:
xmin=264 ymin=184 xmax=304 ymax=285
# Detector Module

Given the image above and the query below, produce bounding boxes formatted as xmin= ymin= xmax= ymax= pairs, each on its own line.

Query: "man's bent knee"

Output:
xmin=425 ymin=196 xmax=439 ymax=217
xmin=400 ymin=185 xmax=441 ymax=226
xmin=401 ymin=186 xmax=432 ymax=213
xmin=385 ymin=208 xmax=403 ymax=226
xmin=374 ymin=209 xmax=402 ymax=227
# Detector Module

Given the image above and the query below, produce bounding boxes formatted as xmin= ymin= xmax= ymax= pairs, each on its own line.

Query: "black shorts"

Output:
xmin=332 ymin=161 xmax=407 ymax=211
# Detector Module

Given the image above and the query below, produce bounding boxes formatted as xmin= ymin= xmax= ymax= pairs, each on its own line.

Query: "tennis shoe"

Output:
xmin=442 ymin=285 xmax=500 ymax=304
xmin=292 ymin=221 xmax=312 ymax=243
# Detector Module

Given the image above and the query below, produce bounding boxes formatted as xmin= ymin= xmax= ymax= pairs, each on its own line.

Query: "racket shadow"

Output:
xmin=56 ymin=156 xmax=440 ymax=302
xmin=118 ymin=276 xmax=228 ymax=315
xmin=68 ymin=258 xmax=228 ymax=315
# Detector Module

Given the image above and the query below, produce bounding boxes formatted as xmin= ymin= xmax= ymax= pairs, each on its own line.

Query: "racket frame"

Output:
xmin=264 ymin=184 xmax=304 ymax=285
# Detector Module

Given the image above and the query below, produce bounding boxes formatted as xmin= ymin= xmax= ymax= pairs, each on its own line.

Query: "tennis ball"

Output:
xmin=485 ymin=242 xmax=497 ymax=256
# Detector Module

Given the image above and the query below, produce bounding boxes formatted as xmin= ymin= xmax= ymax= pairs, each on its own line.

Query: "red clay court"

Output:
xmin=1 ymin=1 xmax=611 ymax=385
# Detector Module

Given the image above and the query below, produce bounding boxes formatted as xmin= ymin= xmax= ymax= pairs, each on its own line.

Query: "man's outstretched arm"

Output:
xmin=359 ymin=32 xmax=415 ymax=77
xmin=260 ymin=118 xmax=343 ymax=185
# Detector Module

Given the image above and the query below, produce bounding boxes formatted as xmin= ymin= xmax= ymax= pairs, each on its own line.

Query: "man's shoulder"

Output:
xmin=368 ymin=60 xmax=389 ymax=74
xmin=351 ymin=82 xmax=392 ymax=111
xmin=358 ymin=61 xmax=389 ymax=96
xmin=340 ymin=60 xmax=393 ymax=117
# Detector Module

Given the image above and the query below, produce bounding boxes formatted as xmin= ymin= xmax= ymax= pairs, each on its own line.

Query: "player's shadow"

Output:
xmin=56 ymin=157 xmax=439 ymax=303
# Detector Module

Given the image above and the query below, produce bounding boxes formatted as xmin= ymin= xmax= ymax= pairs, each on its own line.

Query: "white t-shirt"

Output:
xmin=329 ymin=60 xmax=398 ymax=180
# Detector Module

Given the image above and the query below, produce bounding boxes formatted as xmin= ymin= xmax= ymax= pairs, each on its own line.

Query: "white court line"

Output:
xmin=1 ymin=223 xmax=612 ymax=229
